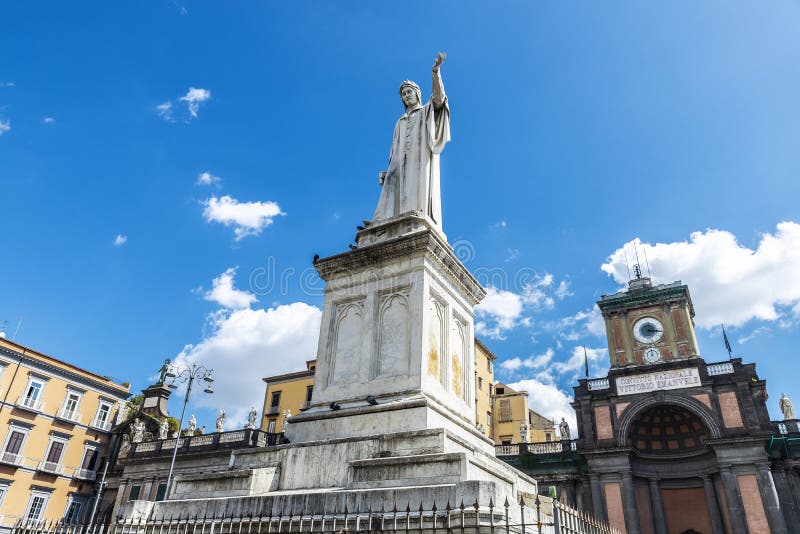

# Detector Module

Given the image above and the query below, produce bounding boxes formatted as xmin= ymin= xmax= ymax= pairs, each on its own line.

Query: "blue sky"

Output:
xmin=1 ymin=2 xmax=799 ymax=429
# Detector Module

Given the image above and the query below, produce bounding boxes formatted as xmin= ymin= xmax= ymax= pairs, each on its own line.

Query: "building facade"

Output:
xmin=0 ymin=338 xmax=129 ymax=529
xmin=492 ymin=382 xmax=556 ymax=446
xmin=260 ymin=361 xmax=316 ymax=434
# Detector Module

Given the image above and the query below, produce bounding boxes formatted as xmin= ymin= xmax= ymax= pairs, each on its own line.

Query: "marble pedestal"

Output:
xmin=119 ymin=215 xmax=540 ymax=521
xmin=286 ymin=215 xmax=486 ymax=449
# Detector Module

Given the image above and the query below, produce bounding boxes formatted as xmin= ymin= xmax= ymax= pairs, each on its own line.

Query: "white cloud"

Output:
xmin=196 ymin=171 xmax=222 ymax=187
xmin=204 ymin=268 xmax=257 ymax=310
xmin=179 ymin=87 xmax=211 ymax=118
xmin=173 ymin=302 xmax=321 ymax=428
xmin=508 ymin=378 xmax=576 ymax=437
xmin=553 ymin=346 xmax=608 ymax=377
xmin=601 ymin=223 xmax=800 ymax=328
xmin=43 ymin=117 xmax=55 ymax=124
xmin=0 ymin=82 xmax=14 ymax=88
xmin=155 ymin=101 xmax=173 ymax=121
xmin=113 ymin=234 xmax=127 ymax=246
xmin=499 ymin=348 xmax=555 ymax=372
xmin=475 ymin=287 xmax=524 ymax=339
xmin=202 ymin=195 xmax=285 ymax=240
xmin=504 ymin=249 xmax=520 ymax=263
xmin=156 ymin=87 xmax=211 ymax=122
xmin=0 ymin=119 xmax=10 ymax=135
xmin=737 ymin=326 xmax=771 ymax=345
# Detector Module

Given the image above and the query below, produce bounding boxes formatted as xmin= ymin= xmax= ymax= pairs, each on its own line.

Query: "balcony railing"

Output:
xmin=266 ymin=406 xmax=280 ymax=416
xmin=74 ymin=468 xmax=97 ymax=481
xmin=37 ymin=460 xmax=63 ymax=475
xmin=89 ymin=418 xmax=112 ymax=432
xmin=587 ymin=378 xmax=610 ymax=391
xmin=706 ymin=362 xmax=734 ymax=376
xmin=0 ymin=451 xmax=22 ymax=466
xmin=55 ymin=408 xmax=81 ymax=423
xmin=495 ymin=439 xmax=580 ymax=457
xmin=15 ymin=396 xmax=44 ymax=412
xmin=129 ymin=429 xmax=286 ymax=458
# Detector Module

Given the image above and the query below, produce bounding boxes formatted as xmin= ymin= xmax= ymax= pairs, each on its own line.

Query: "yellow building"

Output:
xmin=492 ymin=382 xmax=556 ymax=445
xmin=474 ymin=338 xmax=496 ymax=437
xmin=0 ymin=338 xmax=129 ymax=528
xmin=261 ymin=360 xmax=315 ymax=434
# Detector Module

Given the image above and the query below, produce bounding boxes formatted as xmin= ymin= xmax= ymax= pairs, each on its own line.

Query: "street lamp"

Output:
xmin=164 ymin=363 xmax=214 ymax=494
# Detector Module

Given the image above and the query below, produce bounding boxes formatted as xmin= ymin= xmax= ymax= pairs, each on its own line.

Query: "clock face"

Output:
xmin=633 ymin=317 xmax=664 ymax=344
xmin=644 ymin=347 xmax=662 ymax=363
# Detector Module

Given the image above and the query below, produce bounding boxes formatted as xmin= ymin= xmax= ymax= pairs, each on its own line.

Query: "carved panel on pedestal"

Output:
xmin=376 ymin=291 xmax=410 ymax=377
xmin=427 ymin=295 xmax=447 ymax=387
xmin=451 ymin=316 xmax=467 ymax=401
xmin=329 ymin=300 xmax=365 ymax=384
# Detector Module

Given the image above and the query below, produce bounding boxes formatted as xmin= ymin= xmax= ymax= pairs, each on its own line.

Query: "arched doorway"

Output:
xmin=627 ymin=404 xmax=718 ymax=534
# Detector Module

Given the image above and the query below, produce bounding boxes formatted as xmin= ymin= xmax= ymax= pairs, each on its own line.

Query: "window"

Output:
xmin=155 ymin=483 xmax=167 ymax=502
xmin=0 ymin=484 xmax=8 ymax=510
xmin=487 ymin=359 xmax=493 ymax=373
xmin=25 ymin=491 xmax=50 ymax=521
xmin=78 ymin=446 xmax=100 ymax=479
xmin=500 ymin=436 xmax=512 ymax=446
xmin=267 ymin=419 xmax=276 ymax=433
xmin=60 ymin=391 xmax=82 ymax=421
xmin=1 ymin=427 xmax=28 ymax=464
xmin=92 ymin=401 xmax=113 ymax=430
xmin=305 ymin=386 xmax=313 ymax=402
xmin=20 ymin=378 xmax=45 ymax=409
xmin=41 ymin=437 xmax=67 ymax=473
xmin=64 ymin=498 xmax=84 ymax=524
xmin=498 ymin=399 xmax=512 ymax=422
xmin=545 ymin=432 xmax=552 ymax=441
xmin=496 ymin=387 xmax=505 ymax=395
xmin=489 ymin=384 xmax=493 ymax=396
xmin=270 ymin=391 xmax=281 ymax=408
xmin=487 ymin=412 xmax=492 ymax=428
xmin=128 ymin=484 xmax=141 ymax=501
xmin=478 ymin=377 xmax=483 ymax=390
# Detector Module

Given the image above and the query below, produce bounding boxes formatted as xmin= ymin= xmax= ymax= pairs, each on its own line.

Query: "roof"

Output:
xmin=474 ymin=337 xmax=497 ymax=361
xmin=0 ymin=337 xmax=131 ymax=397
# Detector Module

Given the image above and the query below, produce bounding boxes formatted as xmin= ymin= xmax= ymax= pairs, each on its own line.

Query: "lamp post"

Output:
xmin=164 ymin=363 xmax=214 ymax=495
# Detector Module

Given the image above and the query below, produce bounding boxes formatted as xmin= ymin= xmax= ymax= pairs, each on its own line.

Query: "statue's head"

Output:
xmin=399 ymin=80 xmax=422 ymax=109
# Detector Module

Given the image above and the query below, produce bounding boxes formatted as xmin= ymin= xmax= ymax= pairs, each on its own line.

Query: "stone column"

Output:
xmin=648 ymin=478 xmax=668 ymax=534
xmin=702 ymin=475 xmax=725 ymax=534
xmin=771 ymin=467 xmax=799 ymax=527
xmin=621 ymin=473 xmax=641 ymax=534
xmin=590 ymin=474 xmax=606 ymax=522
xmin=756 ymin=466 xmax=788 ymax=534
xmin=719 ymin=467 xmax=748 ymax=534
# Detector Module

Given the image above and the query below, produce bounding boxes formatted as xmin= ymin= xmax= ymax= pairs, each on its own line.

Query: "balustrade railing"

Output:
xmin=587 ymin=378 xmax=609 ymax=391
xmin=706 ymin=362 xmax=734 ymax=376
xmin=496 ymin=439 xmax=579 ymax=457
xmin=130 ymin=429 xmax=285 ymax=457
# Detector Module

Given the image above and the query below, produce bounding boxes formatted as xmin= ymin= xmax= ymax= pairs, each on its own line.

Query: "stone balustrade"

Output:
xmin=129 ymin=429 xmax=286 ymax=458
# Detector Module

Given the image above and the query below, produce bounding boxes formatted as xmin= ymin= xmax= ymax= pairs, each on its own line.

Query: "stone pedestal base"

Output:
xmin=120 ymin=428 xmax=537 ymax=521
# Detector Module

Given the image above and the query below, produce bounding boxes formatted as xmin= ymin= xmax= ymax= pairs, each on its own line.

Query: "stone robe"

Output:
xmin=373 ymin=72 xmax=450 ymax=226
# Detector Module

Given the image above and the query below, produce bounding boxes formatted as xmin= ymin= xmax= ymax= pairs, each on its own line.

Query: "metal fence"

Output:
xmin=11 ymin=498 xmax=619 ymax=534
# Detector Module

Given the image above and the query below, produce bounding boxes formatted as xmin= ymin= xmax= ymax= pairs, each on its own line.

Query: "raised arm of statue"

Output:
xmin=431 ymin=52 xmax=446 ymax=110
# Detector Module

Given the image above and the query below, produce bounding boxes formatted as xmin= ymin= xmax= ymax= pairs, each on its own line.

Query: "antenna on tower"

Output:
xmin=642 ymin=245 xmax=652 ymax=278
xmin=633 ymin=241 xmax=642 ymax=279
xmin=624 ymin=249 xmax=632 ymax=280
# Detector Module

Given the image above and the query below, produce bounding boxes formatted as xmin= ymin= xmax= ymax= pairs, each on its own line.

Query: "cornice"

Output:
xmin=0 ymin=346 xmax=131 ymax=399
xmin=315 ymin=227 xmax=486 ymax=306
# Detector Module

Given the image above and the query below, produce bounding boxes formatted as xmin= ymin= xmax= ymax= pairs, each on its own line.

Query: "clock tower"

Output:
xmin=597 ymin=272 xmax=699 ymax=368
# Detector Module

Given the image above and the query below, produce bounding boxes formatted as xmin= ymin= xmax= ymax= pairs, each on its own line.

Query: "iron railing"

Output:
xmin=10 ymin=497 xmax=620 ymax=534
